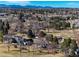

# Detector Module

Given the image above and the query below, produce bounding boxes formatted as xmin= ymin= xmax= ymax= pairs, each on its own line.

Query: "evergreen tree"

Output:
xmin=19 ymin=13 xmax=25 ymax=22
xmin=0 ymin=20 xmax=3 ymax=32
xmin=27 ymin=29 xmax=35 ymax=38
xmin=3 ymin=21 xmax=10 ymax=35
xmin=61 ymin=38 xmax=78 ymax=56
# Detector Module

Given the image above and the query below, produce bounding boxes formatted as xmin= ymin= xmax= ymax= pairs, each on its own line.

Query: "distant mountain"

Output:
xmin=0 ymin=4 xmax=77 ymax=9
xmin=24 ymin=5 xmax=53 ymax=8
xmin=0 ymin=4 xmax=53 ymax=8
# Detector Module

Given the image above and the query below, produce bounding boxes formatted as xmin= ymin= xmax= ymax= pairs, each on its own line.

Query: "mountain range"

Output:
xmin=0 ymin=4 xmax=53 ymax=8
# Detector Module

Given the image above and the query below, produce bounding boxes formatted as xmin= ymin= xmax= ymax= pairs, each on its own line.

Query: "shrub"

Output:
xmin=27 ymin=29 xmax=35 ymax=38
xmin=0 ymin=31 xmax=3 ymax=42
xmin=38 ymin=31 xmax=46 ymax=37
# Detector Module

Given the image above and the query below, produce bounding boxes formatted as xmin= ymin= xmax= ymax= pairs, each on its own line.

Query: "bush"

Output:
xmin=0 ymin=31 xmax=3 ymax=42
xmin=61 ymin=38 xmax=71 ymax=49
xmin=53 ymin=36 xmax=59 ymax=44
xmin=27 ymin=29 xmax=35 ymax=38
xmin=38 ymin=31 xmax=46 ymax=37
xmin=61 ymin=37 xmax=78 ymax=56
xmin=46 ymin=34 xmax=53 ymax=41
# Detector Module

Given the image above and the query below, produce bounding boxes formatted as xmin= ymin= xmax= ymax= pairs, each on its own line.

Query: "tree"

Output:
xmin=27 ymin=29 xmax=35 ymax=38
xmin=61 ymin=38 xmax=78 ymax=56
xmin=61 ymin=38 xmax=71 ymax=56
xmin=46 ymin=35 xmax=59 ymax=48
xmin=68 ymin=49 xmax=76 ymax=57
xmin=0 ymin=31 xmax=3 ymax=42
xmin=6 ymin=21 xmax=10 ymax=30
xmin=46 ymin=34 xmax=53 ymax=41
xmin=69 ymin=40 xmax=78 ymax=56
xmin=38 ymin=31 xmax=46 ymax=37
xmin=65 ymin=22 xmax=70 ymax=29
xmin=53 ymin=36 xmax=59 ymax=44
xmin=70 ymin=40 xmax=78 ymax=51
xmin=50 ymin=17 xmax=71 ymax=30
xmin=19 ymin=13 xmax=25 ymax=22
xmin=3 ymin=21 xmax=10 ymax=35
xmin=61 ymin=38 xmax=71 ymax=51
xmin=37 ymin=16 xmax=42 ymax=21
xmin=0 ymin=20 xmax=3 ymax=32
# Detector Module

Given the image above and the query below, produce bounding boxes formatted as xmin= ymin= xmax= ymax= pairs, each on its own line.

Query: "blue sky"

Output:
xmin=0 ymin=1 xmax=79 ymax=8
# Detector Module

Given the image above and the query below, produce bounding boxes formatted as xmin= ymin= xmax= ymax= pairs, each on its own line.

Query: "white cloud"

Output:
xmin=0 ymin=0 xmax=29 ymax=2
xmin=67 ymin=2 xmax=77 ymax=5
xmin=66 ymin=2 xmax=79 ymax=8
xmin=67 ymin=2 xmax=79 ymax=6
xmin=6 ymin=1 xmax=30 ymax=6
xmin=1 ymin=0 xmax=79 ymax=1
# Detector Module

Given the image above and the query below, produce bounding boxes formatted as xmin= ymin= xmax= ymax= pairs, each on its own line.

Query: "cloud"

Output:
xmin=65 ymin=2 xmax=79 ymax=8
xmin=0 ymin=0 xmax=29 ymax=2
xmin=6 ymin=1 xmax=30 ymax=6
xmin=67 ymin=2 xmax=77 ymax=5
xmin=66 ymin=2 xmax=79 ymax=6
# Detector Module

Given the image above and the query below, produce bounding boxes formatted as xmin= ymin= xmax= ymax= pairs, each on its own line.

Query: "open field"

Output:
xmin=0 ymin=29 xmax=78 ymax=57
xmin=44 ymin=28 xmax=79 ymax=39
xmin=0 ymin=43 xmax=64 ymax=57
xmin=0 ymin=2 xmax=79 ymax=57
xmin=0 ymin=28 xmax=79 ymax=57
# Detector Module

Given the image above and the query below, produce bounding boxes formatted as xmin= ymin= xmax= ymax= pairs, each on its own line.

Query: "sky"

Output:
xmin=0 ymin=1 xmax=79 ymax=8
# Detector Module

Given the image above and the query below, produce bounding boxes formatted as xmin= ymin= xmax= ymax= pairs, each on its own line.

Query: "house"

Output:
xmin=0 ymin=13 xmax=8 ymax=16
xmin=75 ymin=48 xmax=79 ymax=56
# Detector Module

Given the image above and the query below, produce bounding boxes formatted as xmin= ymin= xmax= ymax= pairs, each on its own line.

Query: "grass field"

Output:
xmin=0 ymin=29 xmax=78 ymax=57
xmin=0 ymin=43 xmax=64 ymax=57
xmin=43 ymin=28 xmax=79 ymax=39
